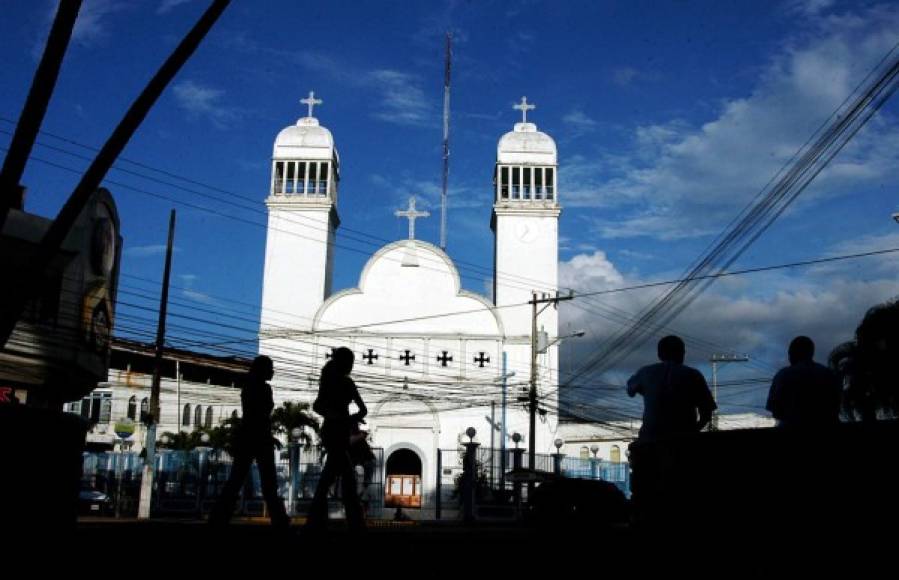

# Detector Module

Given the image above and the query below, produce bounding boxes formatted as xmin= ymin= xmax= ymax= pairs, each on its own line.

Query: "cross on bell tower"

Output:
xmin=300 ymin=90 xmax=323 ymax=118
xmin=514 ymin=96 xmax=535 ymax=123
xmin=395 ymin=196 xmax=430 ymax=240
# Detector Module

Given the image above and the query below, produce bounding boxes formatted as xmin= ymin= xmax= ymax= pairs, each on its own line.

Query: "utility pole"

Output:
xmin=528 ymin=291 xmax=574 ymax=481
xmin=709 ymin=353 xmax=749 ymax=430
xmin=137 ymin=210 xmax=176 ymax=519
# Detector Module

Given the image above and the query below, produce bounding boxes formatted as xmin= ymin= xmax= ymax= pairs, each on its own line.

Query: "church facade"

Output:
xmin=258 ymin=94 xmax=562 ymax=515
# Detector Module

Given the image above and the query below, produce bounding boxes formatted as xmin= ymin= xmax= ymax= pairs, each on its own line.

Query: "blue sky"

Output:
xmin=2 ymin=0 xmax=898 ymax=419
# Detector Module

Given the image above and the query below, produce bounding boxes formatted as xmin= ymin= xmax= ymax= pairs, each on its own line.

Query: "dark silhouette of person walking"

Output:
xmin=767 ymin=336 xmax=841 ymax=428
xmin=209 ymin=355 xmax=289 ymax=529
xmin=307 ymin=347 xmax=367 ymax=531
xmin=627 ymin=335 xmax=717 ymax=440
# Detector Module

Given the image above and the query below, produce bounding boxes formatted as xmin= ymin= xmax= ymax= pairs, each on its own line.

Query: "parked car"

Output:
xmin=78 ymin=485 xmax=113 ymax=515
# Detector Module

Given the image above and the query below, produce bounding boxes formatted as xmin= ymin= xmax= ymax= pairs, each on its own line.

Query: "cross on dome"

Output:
xmin=300 ymin=90 xmax=323 ymax=118
xmin=395 ymin=196 xmax=430 ymax=240
xmin=514 ymin=96 xmax=535 ymax=123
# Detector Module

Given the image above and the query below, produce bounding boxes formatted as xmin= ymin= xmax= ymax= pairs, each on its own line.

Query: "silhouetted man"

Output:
xmin=209 ymin=355 xmax=289 ymax=529
xmin=766 ymin=336 xmax=841 ymax=428
xmin=627 ymin=335 xmax=717 ymax=440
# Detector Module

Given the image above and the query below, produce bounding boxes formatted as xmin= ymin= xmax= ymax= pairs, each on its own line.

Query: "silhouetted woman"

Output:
xmin=209 ymin=355 xmax=288 ymax=529
xmin=307 ymin=347 xmax=367 ymax=530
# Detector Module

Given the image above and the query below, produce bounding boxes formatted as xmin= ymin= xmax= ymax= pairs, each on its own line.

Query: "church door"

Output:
xmin=385 ymin=449 xmax=422 ymax=509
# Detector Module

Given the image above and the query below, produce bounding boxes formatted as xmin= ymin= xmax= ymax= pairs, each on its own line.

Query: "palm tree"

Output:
xmin=271 ymin=401 xmax=320 ymax=445
xmin=204 ymin=417 xmax=242 ymax=456
xmin=158 ymin=430 xmax=206 ymax=451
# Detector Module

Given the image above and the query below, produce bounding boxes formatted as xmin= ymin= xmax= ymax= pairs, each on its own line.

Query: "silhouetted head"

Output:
xmin=320 ymin=346 xmax=355 ymax=384
xmin=249 ymin=355 xmax=274 ymax=381
xmin=788 ymin=336 xmax=815 ymax=365
xmin=657 ymin=335 xmax=686 ymax=364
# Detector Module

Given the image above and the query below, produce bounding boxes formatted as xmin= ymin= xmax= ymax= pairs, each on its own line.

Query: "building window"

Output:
xmin=273 ymin=161 xmax=285 ymax=194
xmin=79 ymin=392 xmax=112 ymax=424
xmin=523 ymin=167 xmax=532 ymax=199
xmin=182 ymin=404 xmax=191 ymax=428
xmin=500 ymin=166 xmax=509 ymax=199
xmin=127 ymin=396 xmax=137 ymax=420
xmin=231 ymin=409 xmax=239 ymax=420
xmin=535 ymin=167 xmax=544 ymax=199
xmin=205 ymin=406 xmax=214 ymax=429
xmin=319 ymin=162 xmax=329 ymax=195
xmin=610 ymin=445 xmax=621 ymax=463
xmin=511 ymin=167 xmax=520 ymax=199
xmin=580 ymin=446 xmax=590 ymax=459
xmin=140 ymin=398 xmax=149 ymax=423
xmin=308 ymin=162 xmax=318 ymax=194
xmin=297 ymin=162 xmax=307 ymax=193
xmin=194 ymin=405 xmax=203 ymax=429
xmin=285 ymin=161 xmax=296 ymax=193
xmin=545 ymin=168 xmax=554 ymax=200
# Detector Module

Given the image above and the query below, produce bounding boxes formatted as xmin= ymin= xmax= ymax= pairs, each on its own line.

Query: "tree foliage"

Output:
xmin=830 ymin=299 xmax=899 ymax=421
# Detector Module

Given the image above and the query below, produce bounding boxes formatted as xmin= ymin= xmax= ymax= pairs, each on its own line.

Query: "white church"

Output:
xmin=258 ymin=93 xmax=563 ymax=514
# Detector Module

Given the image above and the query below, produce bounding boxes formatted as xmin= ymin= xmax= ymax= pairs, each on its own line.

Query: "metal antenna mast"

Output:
xmin=440 ymin=32 xmax=452 ymax=250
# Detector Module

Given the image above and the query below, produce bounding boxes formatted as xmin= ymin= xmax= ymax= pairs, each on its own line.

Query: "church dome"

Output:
xmin=497 ymin=122 xmax=557 ymax=165
xmin=273 ymin=117 xmax=335 ymax=161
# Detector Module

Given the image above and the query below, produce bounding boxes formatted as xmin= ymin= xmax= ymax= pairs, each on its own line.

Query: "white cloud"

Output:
xmin=182 ymin=288 xmax=217 ymax=305
xmin=559 ymin=250 xmax=626 ymax=292
xmin=172 ymin=80 xmax=238 ymax=129
xmin=294 ymin=52 xmax=435 ymax=128
xmin=124 ymin=244 xmax=173 ymax=258
xmin=216 ymin=38 xmax=436 ymax=129
xmin=830 ymin=231 xmax=899 ymax=256
xmin=612 ymin=67 xmax=639 ymax=87
xmin=44 ymin=0 xmax=126 ymax=47
xmin=368 ymin=70 xmax=433 ymax=128
xmin=176 ymin=274 xmax=218 ymax=305
xmin=562 ymin=110 xmax=599 ymax=137
xmin=157 ymin=0 xmax=194 ymax=15
xmin=610 ymin=66 xmax=661 ymax=87
xmin=786 ymin=0 xmax=836 ymax=17
xmin=508 ymin=30 xmax=535 ymax=56
xmin=573 ymin=4 xmax=899 ymax=240
xmin=370 ymin=173 xmax=484 ymax=214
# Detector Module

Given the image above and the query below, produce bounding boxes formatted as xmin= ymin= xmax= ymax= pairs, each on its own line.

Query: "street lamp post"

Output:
xmin=552 ymin=438 xmax=564 ymax=476
xmin=196 ymin=432 xmax=211 ymax=516
xmin=590 ymin=444 xmax=600 ymax=479
xmin=463 ymin=427 xmax=479 ymax=522
xmin=510 ymin=432 xmax=524 ymax=511
xmin=288 ymin=427 xmax=303 ymax=516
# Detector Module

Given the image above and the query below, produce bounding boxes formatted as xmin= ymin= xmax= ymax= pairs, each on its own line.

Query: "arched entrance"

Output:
xmin=385 ymin=448 xmax=422 ymax=509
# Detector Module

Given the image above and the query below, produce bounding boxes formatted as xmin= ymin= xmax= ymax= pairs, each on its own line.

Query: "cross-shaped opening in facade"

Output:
xmin=301 ymin=90 xmax=323 ymax=118
xmin=474 ymin=352 xmax=490 ymax=368
xmin=395 ymin=196 xmax=430 ymax=240
xmin=399 ymin=350 xmax=416 ymax=366
xmin=436 ymin=351 xmax=453 ymax=367
xmin=514 ymin=96 xmax=535 ymax=123
xmin=362 ymin=349 xmax=379 ymax=365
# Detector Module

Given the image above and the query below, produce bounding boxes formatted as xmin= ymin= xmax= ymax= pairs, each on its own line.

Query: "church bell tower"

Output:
xmin=492 ymin=97 xmax=561 ymax=451
xmin=259 ymin=92 xmax=339 ymax=368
